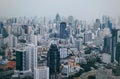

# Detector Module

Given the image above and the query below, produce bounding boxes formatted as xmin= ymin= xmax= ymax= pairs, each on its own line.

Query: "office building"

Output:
xmin=16 ymin=44 xmax=37 ymax=72
xmin=34 ymin=66 xmax=49 ymax=79
xmin=116 ymin=43 xmax=120 ymax=63
xmin=61 ymin=65 xmax=70 ymax=78
xmin=16 ymin=49 xmax=30 ymax=71
xmin=103 ymin=36 xmax=112 ymax=53
xmin=26 ymin=44 xmax=37 ymax=72
xmin=30 ymin=35 xmax=37 ymax=46
xmin=94 ymin=19 xmax=101 ymax=30
xmin=68 ymin=16 xmax=74 ymax=26
xmin=111 ymin=29 xmax=120 ymax=63
xmin=59 ymin=47 xmax=67 ymax=58
xmin=60 ymin=22 xmax=68 ymax=39
xmin=111 ymin=29 xmax=118 ymax=62
xmin=84 ymin=31 xmax=93 ymax=43
xmin=75 ymin=38 xmax=83 ymax=51
xmin=101 ymin=53 xmax=111 ymax=64
xmin=115 ymin=30 xmax=120 ymax=63
xmin=47 ymin=44 xmax=60 ymax=79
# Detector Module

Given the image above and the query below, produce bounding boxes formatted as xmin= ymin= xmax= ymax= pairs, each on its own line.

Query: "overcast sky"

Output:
xmin=0 ymin=0 xmax=120 ymax=21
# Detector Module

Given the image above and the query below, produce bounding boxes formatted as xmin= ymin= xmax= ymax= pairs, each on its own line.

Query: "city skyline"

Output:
xmin=1 ymin=0 xmax=120 ymax=79
xmin=0 ymin=0 xmax=120 ymax=21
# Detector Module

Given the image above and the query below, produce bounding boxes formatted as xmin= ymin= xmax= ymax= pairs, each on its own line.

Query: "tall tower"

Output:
xmin=68 ymin=16 xmax=74 ymax=26
xmin=16 ymin=44 xmax=37 ymax=72
xmin=55 ymin=13 xmax=61 ymax=23
xmin=111 ymin=29 xmax=120 ymax=63
xmin=26 ymin=44 xmax=37 ymax=72
xmin=116 ymin=30 xmax=120 ymax=63
xmin=111 ymin=29 xmax=118 ymax=63
xmin=103 ymin=35 xmax=112 ymax=54
xmin=16 ymin=49 xmax=30 ymax=71
xmin=55 ymin=13 xmax=61 ymax=32
xmin=47 ymin=44 xmax=60 ymax=79
xmin=60 ymin=22 xmax=68 ymax=39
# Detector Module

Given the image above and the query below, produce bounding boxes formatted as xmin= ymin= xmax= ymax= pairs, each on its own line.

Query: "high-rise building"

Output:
xmin=60 ymin=22 xmax=68 ymax=39
xmin=34 ymin=66 xmax=49 ymax=79
xmin=116 ymin=43 xmax=120 ymax=63
xmin=2 ymin=27 xmax=9 ymax=38
xmin=75 ymin=38 xmax=83 ymax=51
xmin=111 ymin=29 xmax=120 ymax=63
xmin=8 ymin=34 xmax=17 ymax=48
xmin=0 ymin=34 xmax=2 ymax=48
xmin=115 ymin=30 xmax=120 ymax=63
xmin=26 ymin=44 xmax=37 ymax=72
xmin=68 ymin=16 xmax=74 ymax=26
xmin=55 ymin=13 xmax=61 ymax=23
xmin=103 ymin=36 xmax=112 ymax=53
xmin=30 ymin=35 xmax=37 ymax=46
xmin=47 ymin=44 xmax=60 ymax=79
xmin=108 ymin=20 xmax=112 ymax=32
xmin=60 ymin=47 xmax=67 ymax=58
xmin=16 ymin=44 xmax=37 ymax=72
xmin=16 ymin=49 xmax=30 ymax=71
xmin=84 ymin=31 xmax=93 ymax=43
xmin=94 ymin=19 xmax=101 ymax=30
xmin=111 ymin=29 xmax=118 ymax=62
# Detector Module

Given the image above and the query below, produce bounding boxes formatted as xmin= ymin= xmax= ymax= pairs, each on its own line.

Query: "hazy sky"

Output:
xmin=0 ymin=0 xmax=120 ymax=20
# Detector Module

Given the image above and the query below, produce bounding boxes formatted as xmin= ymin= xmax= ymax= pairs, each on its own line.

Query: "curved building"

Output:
xmin=47 ymin=44 xmax=60 ymax=79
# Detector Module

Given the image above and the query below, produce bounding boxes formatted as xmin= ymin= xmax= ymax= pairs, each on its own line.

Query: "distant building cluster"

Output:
xmin=0 ymin=14 xmax=120 ymax=79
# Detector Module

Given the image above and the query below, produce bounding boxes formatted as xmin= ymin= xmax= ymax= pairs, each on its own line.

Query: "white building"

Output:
xmin=16 ymin=43 xmax=38 ymax=72
xmin=75 ymin=38 xmax=83 ymax=51
xmin=84 ymin=30 xmax=93 ymax=43
xmin=60 ymin=48 xmax=67 ymax=58
xmin=101 ymin=53 xmax=111 ymax=64
xmin=30 ymin=35 xmax=37 ymax=46
xmin=61 ymin=65 xmax=70 ymax=78
xmin=3 ymin=34 xmax=17 ymax=48
xmin=34 ymin=66 xmax=49 ymax=79
xmin=26 ymin=44 xmax=37 ymax=72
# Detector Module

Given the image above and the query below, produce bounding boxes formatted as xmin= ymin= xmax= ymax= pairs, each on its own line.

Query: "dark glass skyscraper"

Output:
xmin=108 ymin=20 xmax=112 ymax=32
xmin=116 ymin=43 xmax=120 ymax=63
xmin=111 ymin=29 xmax=118 ymax=62
xmin=47 ymin=44 xmax=60 ymax=79
xmin=60 ymin=22 xmax=69 ymax=39
xmin=103 ymin=36 xmax=112 ymax=54
xmin=111 ymin=29 xmax=120 ymax=63
xmin=16 ymin=50 xmax=23 ymax=71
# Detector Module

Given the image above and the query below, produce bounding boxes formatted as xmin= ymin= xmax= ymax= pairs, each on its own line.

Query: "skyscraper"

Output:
xmin=68 ymin=16 xmax=74 ymax=26
xmin=111 ymin=29 xmax=118 ymax=63
xmin=111 ymin=29 xmax=120 ymax=63
xmin=55 ymin=13 xmax=61 ymax=32
xmin=103 ymin=36 xmax=112 ymax=54
xmin=55 ymin=13 xmax=61 ymax=23
xmin=47 ymin=44 xmax=60 ymax=79
xmin=60 ymin=22 xmax=68 ymax=39
xmin=75 ymin=38 xmax=83 ymax=51
xmin=16 ymin=44 xmax=37 ymax=72
xmin=2 ymin=27 xmax=9 ymax=38
xmin=26 ymin=44 xmax=37 ymax=72
xmin=115 ymin=30 xmax=120 ymax=64
xmin=116 ymin=43 xmax=120 ymax=63
xmin=16 ymin=49 xmax=29 ymax=71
